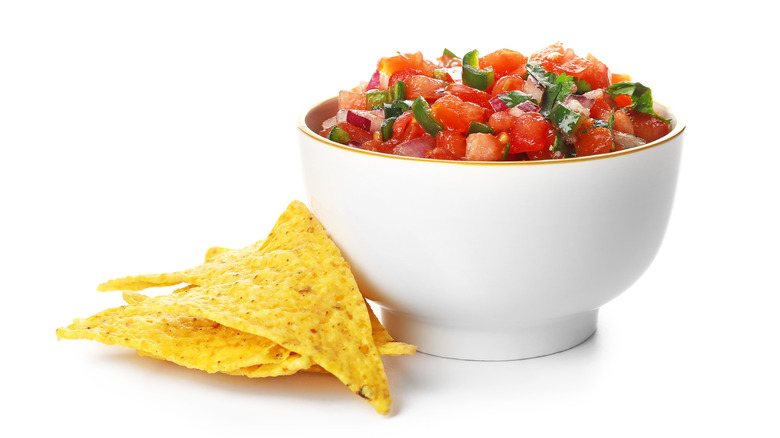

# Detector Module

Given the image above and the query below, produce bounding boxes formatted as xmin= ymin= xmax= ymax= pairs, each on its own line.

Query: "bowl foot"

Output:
xmin=380 ymin=308 xmax=598 ymax=361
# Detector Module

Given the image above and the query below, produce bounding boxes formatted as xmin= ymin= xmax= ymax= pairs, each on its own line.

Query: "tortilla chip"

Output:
xmin=61 ymin=201 xmax=412 ymax=414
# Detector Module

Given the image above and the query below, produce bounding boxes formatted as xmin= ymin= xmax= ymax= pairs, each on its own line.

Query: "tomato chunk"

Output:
xmin=508 ymin=112 xmax=555 ymax=153
xmin=378 ymin=52 xmax=435 ymax=78
xmin=465 ymin=133 xmax=504 ymax=161
xmin=444 ymin=83 xmax=494 ymax=110
xmin=430 ymin=94 xmax=488 ymax=134
xmin=479 ymin=48 xmax=527 ymax=80
xmin=629 ymin=111 xmax=672 ymax=142
xmin=491 ymin=74 xmax=526 ymax=97
xmin=389 ymin=68 xmax=423 ymax=87
xmin=427 ymin=132 xmax=468 ymax=160
xmin=575 ymin=127 xmax=613 ymax=157
xmin=338 ymin=90 xmax=368 ymax=110
xmin=406 ymin=75 xmax=446 ymax=100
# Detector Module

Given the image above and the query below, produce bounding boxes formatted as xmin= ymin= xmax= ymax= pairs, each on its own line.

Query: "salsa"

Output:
xmin=319 ymin=44 xmax=673 ymax=161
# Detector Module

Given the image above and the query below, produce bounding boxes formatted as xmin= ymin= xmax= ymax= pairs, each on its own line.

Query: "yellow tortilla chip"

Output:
xmin=61 ymin=201 xmax=413 ymax=414
xmin=116 ymin=202 xmax=392 ymax=413
xmin=61 ymin=291 xmax=411 ymax=377
xmin=56 ymin=299 xmax=298 ymax=374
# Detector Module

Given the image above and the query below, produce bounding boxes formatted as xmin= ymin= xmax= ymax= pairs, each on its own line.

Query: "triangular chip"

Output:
xmin=57 ymin=291 xmax=412 ymax=379
xmin=60 ymin=201 xmax=410 ymax=414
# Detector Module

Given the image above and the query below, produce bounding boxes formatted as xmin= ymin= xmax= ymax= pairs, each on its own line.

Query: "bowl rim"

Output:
xmin=298 ymin=96 xmax=685 ymax=166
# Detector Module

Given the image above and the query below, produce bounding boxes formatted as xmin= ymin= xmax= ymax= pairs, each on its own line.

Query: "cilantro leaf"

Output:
xmin=605 ymin=81 xmax=670 ymax=123
xmin=496 ymin=90 xmax=538 ymax=107
xmin=525 ymin=61 xmax=576 ymax=116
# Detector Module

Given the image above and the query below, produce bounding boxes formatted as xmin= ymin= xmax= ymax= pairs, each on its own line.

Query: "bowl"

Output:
xmin=298 ymin=97 xmax=685 ymax=360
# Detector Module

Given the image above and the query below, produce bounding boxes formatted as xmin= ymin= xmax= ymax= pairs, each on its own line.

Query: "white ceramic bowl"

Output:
xmin=298 ymin=97 xmax=684 ymax=360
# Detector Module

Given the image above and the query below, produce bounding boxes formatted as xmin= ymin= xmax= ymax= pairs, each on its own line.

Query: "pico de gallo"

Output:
xmin=318 ymin=43 xmax=673 ymax=161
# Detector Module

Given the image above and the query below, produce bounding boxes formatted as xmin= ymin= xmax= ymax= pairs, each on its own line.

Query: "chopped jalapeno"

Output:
xmin=411 ymin=96 xmax=445 ymax=137
xmin=328 ymin=125 xmax=351 ymax=144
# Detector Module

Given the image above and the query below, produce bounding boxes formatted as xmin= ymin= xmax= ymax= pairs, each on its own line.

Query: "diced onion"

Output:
xmin=564 ymin=94 xmax=595 ymax=111
xmin=515 ymin=100 xmax=540 ymax=112
xmin=337 ymin=109 xmax=385 ymax=132
xmin=346 ymin=110 xmax=372 ymax=131
xmin=522 ymin=75 xmax=544 ymax=103
xmin=489 ymin=96 xmax=508 ymax=112
xmin=367 ymin=70 xmax=381 ymax=90
xmin=613 ymin=131 xmax=647 ymax=149
xmin=321 ymin=115 xmax=338 ymax=131
xmin=393 ymin=136 xmax=434 ymax=157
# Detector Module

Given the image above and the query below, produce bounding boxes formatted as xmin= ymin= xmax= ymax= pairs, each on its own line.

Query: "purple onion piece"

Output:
xmin=612 ymin=131 xmax=647 ymax=149
xmin=393 ymin=136 xmax=434 ymax=158
xmin=346 ymin=110 xmax=371 ymax=131
xmin=515 ymin=100 xmax=540 ymax=112
xmin=367 ymin=69 xmax=381 ymax=90
xmin=564 ymin=93 xmax=595 ymax=110
xmin=489 ymin=96 xmax=508 ymax=112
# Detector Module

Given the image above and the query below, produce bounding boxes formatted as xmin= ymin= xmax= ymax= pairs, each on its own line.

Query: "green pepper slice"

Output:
xmin=366 ymin=90 xmax=389 ymax=109
xmin=467 ymin=121 xmax=494 ymax=135
xmin=380 ymin=117 xmax=396 ymax=141
xmin=389 ymin=80 xmax=407 ymax=101
xmin=548 ymin=102 xmax=583 ymax=136
xmin=383 ymin=99 xmax=413 ymax=119
xmin=411 ymin=96 xmax=444 ymax=137
xmin=461 ymin=49 xmax=495 ymax=91
xmin=328 ymin=125 xmax=351 ymax=144
xmin=442 ymin=48 xmax=460 ymax=59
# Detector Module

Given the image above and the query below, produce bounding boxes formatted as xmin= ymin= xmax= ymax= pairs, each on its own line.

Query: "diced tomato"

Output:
xmin=391 ymin=111 xmax=425 ymax=142
xmin=378 ymin=52 xmax=435 ymax=78
xmin=425 ymin=147 xmax=458 ymax=160
xmin=338 ymin=90 xmax=368 ymax=110
xmin=430 ymin=94 xmax=487 ymax=134
xmin=389 ymin=68 xmax=423 ymax=87
xmin=406 ymin=75 xmax=446 ymax=100
xmin=629 ymin=110 xmax=672 ymax=142
xmin=530 ymin=44 xmax=610 ymax=90
xmin=575 ymin=127 xmax=613 ymax=157
xmin=508 ymin=112 xmax=555 ymax=153
xmin=434 ymin=131 xmax=468 ymax=159
xmin=589 ymin=98 xmax=612 ymax=121
xmin=614 ymin=94 xmax=632 ymax=107
xmin=528 ymin=43 xmax=565 ymax=71
xmin=361 ymin=139 xmax=396 ymax=154
xmin=444 ymin=83 xmax=494 ymax=110
xmin=392 ymin=111 xmax=414 ymax=139
xmin=527 ymin=147 xmax=565 ymax=161
xmin=487 ymin=110 xmax=515 ymax=132
xmin=612 ymin=110 xmax=634 ymax=135
xmin=479 ymin=48 xmax=527 ymax=80
xmin=336 ymin=122 xmax=372 ymax=144
xmin=581 ymin=54 xmax=611 ymax=90
xmin=464 ymin=133 xmax=504 ymax=161
xmin=491 ymin=75 xmax=526 ymax=97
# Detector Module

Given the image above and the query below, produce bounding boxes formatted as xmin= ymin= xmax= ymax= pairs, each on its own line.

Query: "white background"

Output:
xmin=2 ymin=1 xmax=778 ymax=436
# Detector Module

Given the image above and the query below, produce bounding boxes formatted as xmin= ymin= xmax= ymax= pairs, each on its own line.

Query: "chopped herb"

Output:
xmin=605 ymin=81 xmax=670 ymax=123
xmin=526 ymin=61 xmax=576 ymax=116
xmin=495 ymin=90 xmax=538 ymax=108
